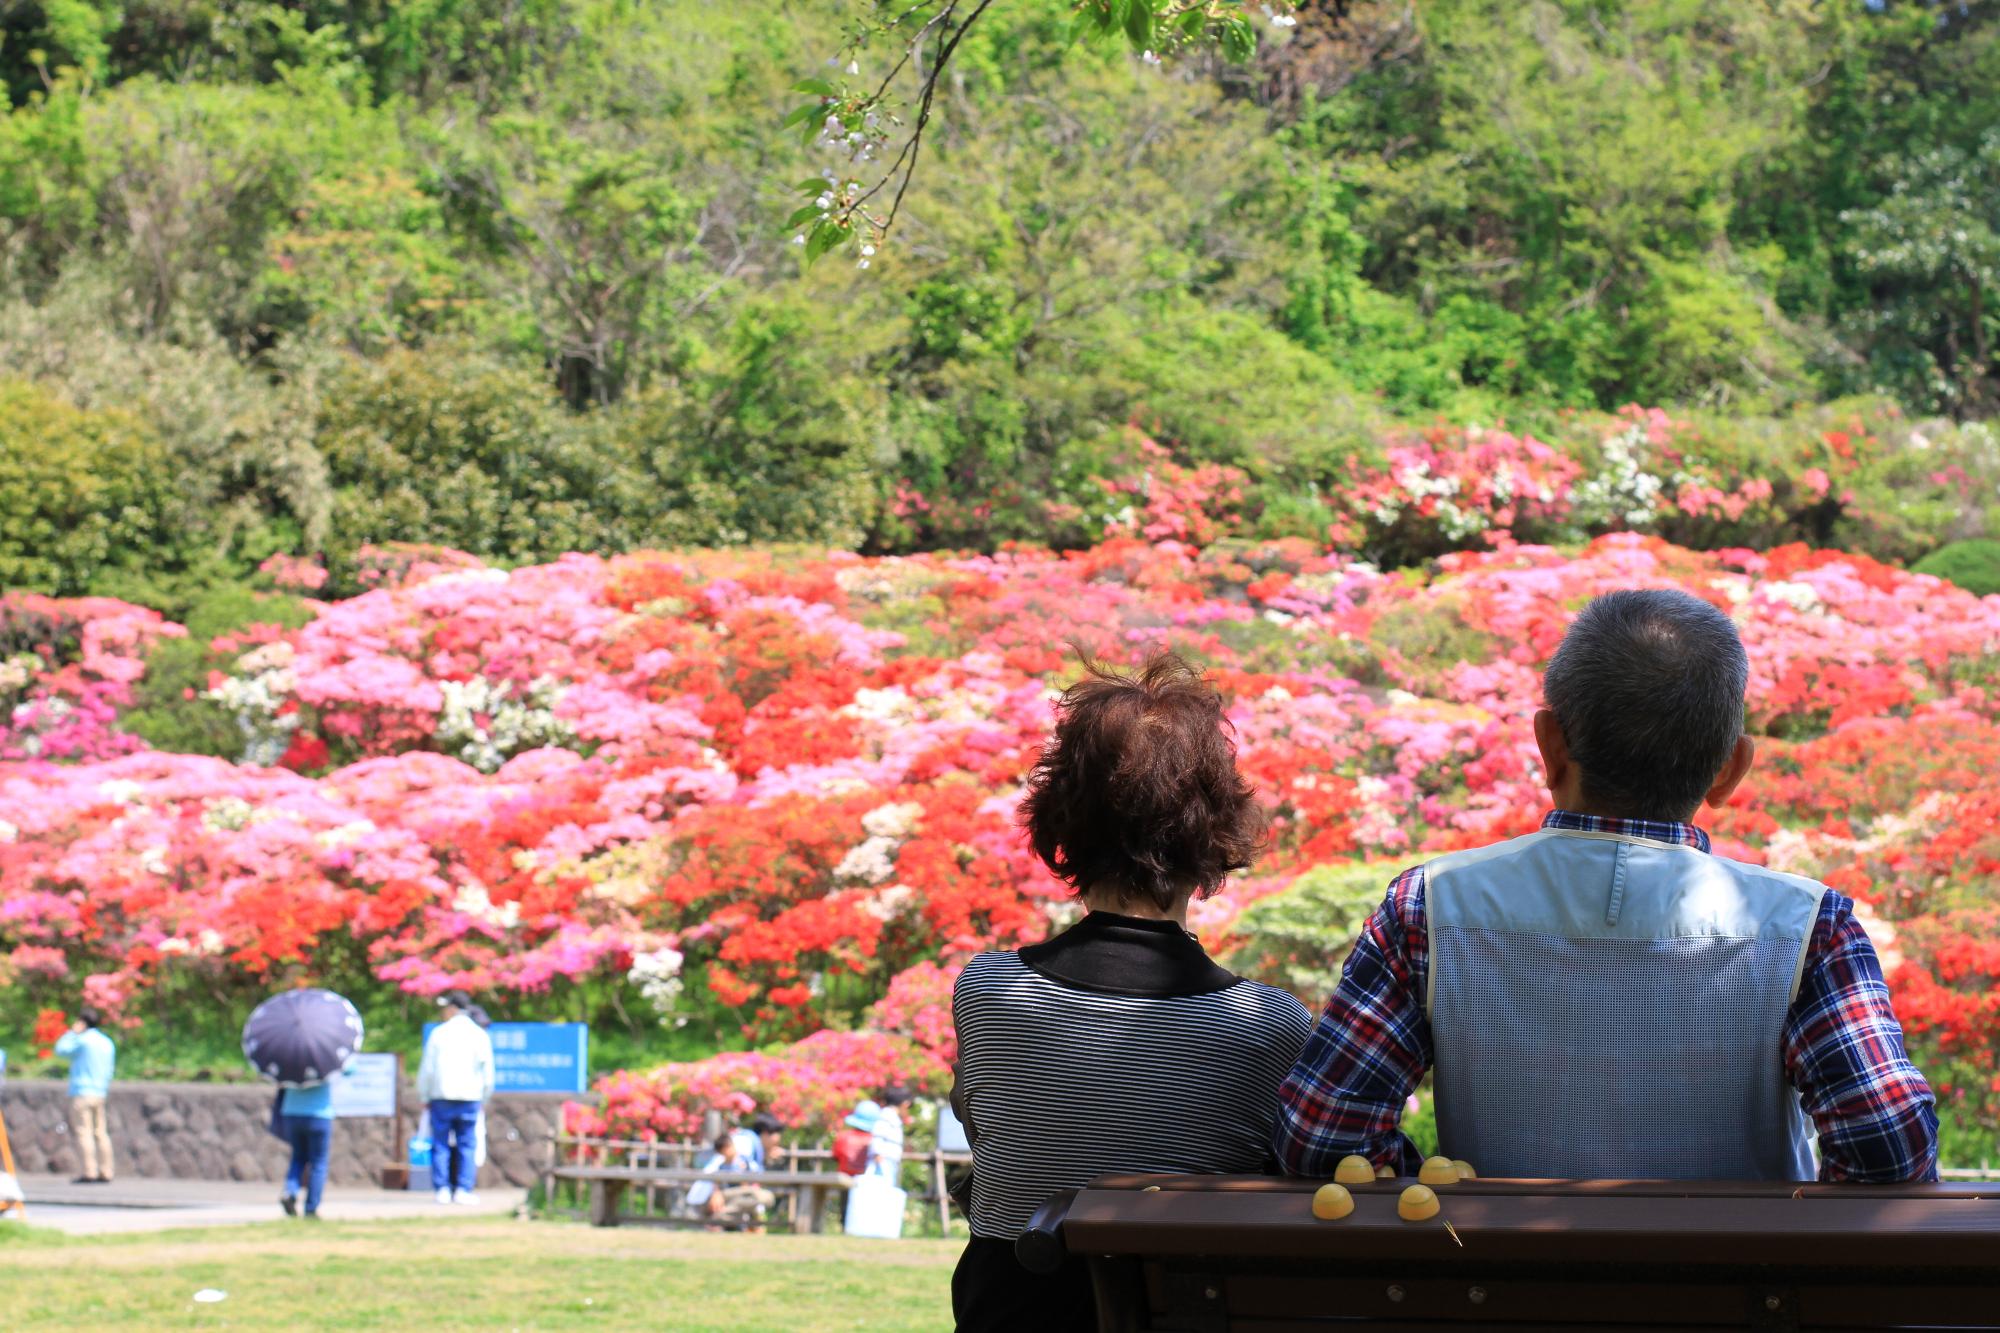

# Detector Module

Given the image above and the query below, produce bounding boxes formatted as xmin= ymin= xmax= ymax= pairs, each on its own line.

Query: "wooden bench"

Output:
xmin=550 ymin=1163 xmax=857 ymax=1232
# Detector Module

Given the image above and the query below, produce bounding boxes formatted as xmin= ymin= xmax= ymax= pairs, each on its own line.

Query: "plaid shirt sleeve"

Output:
xmin=1785 ymin=893 xmax=1940 ymax=1182
xmin=1272 ymin=865 xmax=1431 ymax=1177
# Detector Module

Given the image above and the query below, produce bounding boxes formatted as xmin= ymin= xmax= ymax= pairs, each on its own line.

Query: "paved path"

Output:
xmin=2 ymin=1173 xmax=527 ymax=1234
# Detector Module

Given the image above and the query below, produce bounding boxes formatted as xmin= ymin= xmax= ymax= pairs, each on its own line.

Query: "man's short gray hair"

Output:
xmin=1541 ymin=589 xmax=1749 ymax=821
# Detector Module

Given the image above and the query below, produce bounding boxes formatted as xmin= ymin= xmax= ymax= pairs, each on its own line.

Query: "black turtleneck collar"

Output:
xmin=1017 ymin=911 xmax=1243 ymax=998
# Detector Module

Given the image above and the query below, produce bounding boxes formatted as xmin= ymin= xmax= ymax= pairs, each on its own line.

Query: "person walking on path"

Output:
xmin=53 ymin=1007 xmax=116 ymax=1184
xmin=277 ymin=1081 xmax=336 ymax=1218
xmin=416 ymin=990 xmax=494 ymax=1205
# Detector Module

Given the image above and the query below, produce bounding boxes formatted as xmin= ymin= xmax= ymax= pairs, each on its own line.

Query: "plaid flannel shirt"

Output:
xmin=1273 ymin=810 xmax=1940 ymax=1182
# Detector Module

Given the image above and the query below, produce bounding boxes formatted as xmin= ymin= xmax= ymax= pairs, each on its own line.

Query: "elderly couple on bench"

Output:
xmin=948 ymin=590 xmax=1939 ymax=1333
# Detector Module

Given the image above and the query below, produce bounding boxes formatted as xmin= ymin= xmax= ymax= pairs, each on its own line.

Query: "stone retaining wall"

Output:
xmin=0 ymin=1079 xmax=574 ymax=1188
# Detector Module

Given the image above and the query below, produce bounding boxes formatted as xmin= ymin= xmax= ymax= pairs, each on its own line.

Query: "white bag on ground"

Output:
xmin=843 ymin=1174 xmax=907 ymax=1239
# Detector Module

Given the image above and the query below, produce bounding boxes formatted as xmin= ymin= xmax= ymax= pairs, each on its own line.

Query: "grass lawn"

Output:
xmin=0 ymin=1217 xmax=959 ymax=1330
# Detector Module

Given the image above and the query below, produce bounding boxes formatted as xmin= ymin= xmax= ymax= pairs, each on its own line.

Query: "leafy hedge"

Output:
xmin=1223 ymin=863 xmax=1397 ymax=1002
xmin=1915 ymin=540 xmax=2000 ymax=598
xmin=0 ymin=379 xmax=176 ymax=596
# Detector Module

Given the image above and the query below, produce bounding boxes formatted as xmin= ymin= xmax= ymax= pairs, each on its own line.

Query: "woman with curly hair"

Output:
xmin=949 ymin=653 xmax=1313 ymax=1333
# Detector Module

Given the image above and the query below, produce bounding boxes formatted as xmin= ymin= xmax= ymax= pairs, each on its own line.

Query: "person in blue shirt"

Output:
xmin=729 ymin=1113 xmax=785 ymax=1172
xmin=687 ymin=1131 xmax=773 ymax=1231
xmin=278 ymin=1081 xmax=337 ymax=1218
xmin=52 ymin=1007 xmax=116 ymax=1184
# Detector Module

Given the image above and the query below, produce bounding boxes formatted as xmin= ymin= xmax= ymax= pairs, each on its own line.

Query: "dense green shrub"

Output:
xmin=315 ymin=345 xmax=659 ymax=584
xmin=1914 ymin=540 xmax=2000 ymax=598
xmin=312 ymin=334 xmax=880 ymax=585
xmin=0 ymin=379 xmax=178 ymax=595
xmin=0 ymin=271 xmax=332 ymax=589
xmin=119 ymin=583 xmax=316 ymax=759
xmin=1224 ymin=862 xmax=1398 ymax=1001
xmin=668 ymin=294 xmax=884 ymax=549
xmin=258 ymin=166 xmax=472 ymax=353
xmin=1838 ymin=420 xmax=2000 ymax=564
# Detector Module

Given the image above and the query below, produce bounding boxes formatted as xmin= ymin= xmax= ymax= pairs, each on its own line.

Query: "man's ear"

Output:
xmin=1704 ymin=734 xmax=1755 ymax=809
xmin=1533 ymin=709 xmax=1569 ymax=796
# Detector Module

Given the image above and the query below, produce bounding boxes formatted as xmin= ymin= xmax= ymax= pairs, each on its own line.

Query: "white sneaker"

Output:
xmin=435 ymin=1188 xmax=452 ymax=1204
xmin=454 ymin=1191 xmax=479 ymax=1207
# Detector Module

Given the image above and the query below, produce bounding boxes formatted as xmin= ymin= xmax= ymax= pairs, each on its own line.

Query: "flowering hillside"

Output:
xmin=3 ymin=518 xmax=1999 ymax=1145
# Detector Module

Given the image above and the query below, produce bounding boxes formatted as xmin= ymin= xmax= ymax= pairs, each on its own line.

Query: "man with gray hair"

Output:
xmin=1274 ymin=589 xmax=1938 ymax=1182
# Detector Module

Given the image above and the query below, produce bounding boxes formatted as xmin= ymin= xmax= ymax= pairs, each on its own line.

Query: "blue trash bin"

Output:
xmin=407 ymin=1134 xmax=433 ymax=1191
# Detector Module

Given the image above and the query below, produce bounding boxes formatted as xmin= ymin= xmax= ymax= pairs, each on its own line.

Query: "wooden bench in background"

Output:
xmin=543 ymin=1134 xmax=972 ymax=1234
xmin=549 ymin=1160 xmax=857 ymax=1231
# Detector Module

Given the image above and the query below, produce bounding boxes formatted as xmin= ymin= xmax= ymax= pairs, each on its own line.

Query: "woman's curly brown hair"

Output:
xmin=1019 ymin=652 xmax=1265 ymax=913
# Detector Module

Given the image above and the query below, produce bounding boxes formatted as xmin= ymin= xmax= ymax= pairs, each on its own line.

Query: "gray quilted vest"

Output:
xmin=1427 ymin=828 xmax=1821 ymax=1180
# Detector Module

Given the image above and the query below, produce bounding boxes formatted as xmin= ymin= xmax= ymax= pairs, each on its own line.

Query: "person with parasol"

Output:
xmin=242 ymin=988 xmax=365 ymax=1219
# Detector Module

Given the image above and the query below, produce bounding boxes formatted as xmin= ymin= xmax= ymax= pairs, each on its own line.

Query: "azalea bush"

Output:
xmin=565 ymin=1030 xmax=947 ymax=1142
xmin=2 ymin=509 xmax=1999 ymax=1144
xmin=1009 ymin=405 xmax=2000 ymax=573
xmin=0 ymin=591 xmax=182 ymax=762
xmin=1890 ymin=910 xmax=2000 ymax=1139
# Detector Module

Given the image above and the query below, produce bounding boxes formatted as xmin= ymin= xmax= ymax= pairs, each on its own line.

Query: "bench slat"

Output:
xmin=552 ymin=1165 xmax=856 ymax=1188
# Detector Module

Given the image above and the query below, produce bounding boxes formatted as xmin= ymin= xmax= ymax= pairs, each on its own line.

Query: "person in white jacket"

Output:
xmin=869 ymin=1087 xmax=909 ymax=1180
xmin=416 ymin=991 xmax=495 ymax=1205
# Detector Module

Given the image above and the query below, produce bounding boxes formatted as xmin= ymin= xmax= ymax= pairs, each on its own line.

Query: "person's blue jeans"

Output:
xmin=282 ymin=1114 xmax=334 ymax=1215
xmin=429 ymin=1099 xmax=480 ymax=1194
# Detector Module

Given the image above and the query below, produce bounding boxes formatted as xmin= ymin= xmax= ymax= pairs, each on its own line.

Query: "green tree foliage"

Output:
xmin=430 ymin=122 xmax=707 ymax=405
xmin=1224 ymin=861 xmax=1397 ymax=1000
xmin=0 ymin=0 xmax=1996 ymax=604
xmin=0 ymin=270 xmax=330 ymax=605
xmin=1841 ymin=130 xmax=2000 ymax=417
xmin=673 ymin=294 xmax=883 ymax=548
xmin=1298 ymin=0 xmax=1827 ymax=408
xmin=259 ymin=166 xmax=470 ymax=353
xmin=314 ymin=346 xmax=664 ymax=579
xmin=864 ymin=46 xmax=1374 ymax=543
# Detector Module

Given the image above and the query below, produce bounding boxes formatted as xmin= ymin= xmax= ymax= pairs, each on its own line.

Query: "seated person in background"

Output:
xmin=730 ymin=1113 xmax=785 ymax=1173
xmin=687 ymin=1131 xmax=775 ymax=1232
xmin=951 ymin=653 xmax=1315 ymax=1333
xmin=834 ymin=1101 xmax=879 ymax=1177
xmin=1275 ymin=589 xmax=1938 ymax=1183
xmin=868 ymin=1087 xmax=909 ymax=1181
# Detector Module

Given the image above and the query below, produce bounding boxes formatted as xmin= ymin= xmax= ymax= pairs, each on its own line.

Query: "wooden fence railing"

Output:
xmin=540 ymin=1133 xmax=974 ymax=1234
xmin=540 ymin=1135 xmax=1998 ymax=1227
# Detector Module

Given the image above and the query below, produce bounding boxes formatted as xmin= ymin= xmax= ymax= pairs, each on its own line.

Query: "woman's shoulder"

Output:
xmin=956 ymin=949 xmax=1027 ymax=984
xmin=951 ymin=950 xmax=1025 ymax=1008
xmin=1218 ymin=978 xmax=1315 ymax=1030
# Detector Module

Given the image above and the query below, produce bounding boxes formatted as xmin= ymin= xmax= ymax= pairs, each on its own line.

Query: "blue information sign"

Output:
xmin=936 ymin=1102 xmax=970 ymax=1153
xmin=329 ymin=1052 xmax=400 ymax=1118
xmin=423 ymin=1021 xmax=589 ymax=1094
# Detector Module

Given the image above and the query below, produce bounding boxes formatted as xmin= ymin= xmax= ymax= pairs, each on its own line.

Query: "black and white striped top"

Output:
xmin=952 ymin=913 xmax=1315 ymax=1239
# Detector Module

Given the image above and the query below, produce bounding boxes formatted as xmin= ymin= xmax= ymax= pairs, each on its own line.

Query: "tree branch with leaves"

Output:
xmin=784 ymin=1 xmax=1298 ymax=263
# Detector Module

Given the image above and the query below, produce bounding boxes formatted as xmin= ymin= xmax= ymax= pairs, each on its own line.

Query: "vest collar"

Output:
xmin=1541 ymin=808 xmax=1711 ymax=852
xmin=1018 ymin=911 xmax=1241 ymax=998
